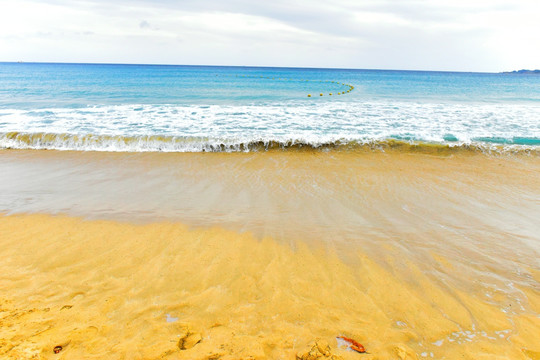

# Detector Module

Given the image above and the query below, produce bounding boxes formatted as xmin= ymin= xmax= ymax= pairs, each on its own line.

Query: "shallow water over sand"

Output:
xmin=1 ymin=149 xmax=539 ymax=359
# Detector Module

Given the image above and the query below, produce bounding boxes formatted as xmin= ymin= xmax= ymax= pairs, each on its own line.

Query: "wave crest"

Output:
xmin=0 ymin=131 xmax=538 ymax=155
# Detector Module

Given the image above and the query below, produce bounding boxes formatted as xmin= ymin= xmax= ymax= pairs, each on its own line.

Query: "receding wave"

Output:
xmin=1 ymin=132 xmax=539 ymax=155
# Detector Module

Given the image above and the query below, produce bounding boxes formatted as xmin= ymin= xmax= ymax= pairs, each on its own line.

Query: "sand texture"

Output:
xmin=1 ymin=149 xmax=539 ymax=359
xmin=1 ymin=214 xmax=539 ymax=360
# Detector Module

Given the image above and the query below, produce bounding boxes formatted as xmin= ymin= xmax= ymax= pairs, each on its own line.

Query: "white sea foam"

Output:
xmin=0 ymin=101 xmax=539 ymax=152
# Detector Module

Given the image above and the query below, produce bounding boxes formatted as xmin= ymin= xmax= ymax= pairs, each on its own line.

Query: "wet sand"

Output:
xmin=1 ymin=149 xmax=539 ymax=359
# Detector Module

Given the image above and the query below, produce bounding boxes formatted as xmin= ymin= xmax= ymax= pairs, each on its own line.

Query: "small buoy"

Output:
xmin=320 ymin=93 xmax=323 ymax=96
xmin=307 ymin=94 xmax=311 ymax=97
xmin=329 ymin=93 xmax=333 ymax=96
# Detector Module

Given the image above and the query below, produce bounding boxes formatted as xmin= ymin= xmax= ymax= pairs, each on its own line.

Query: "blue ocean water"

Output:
xmin=0 ymin=62 xmax=539 ymax=152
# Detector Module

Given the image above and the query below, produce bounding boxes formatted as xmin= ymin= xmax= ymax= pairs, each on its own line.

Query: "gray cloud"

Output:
xmin=29 ymin=0 xmax=496 ymax=40
xmin=2 ymin=0 xmax=539 ymax=71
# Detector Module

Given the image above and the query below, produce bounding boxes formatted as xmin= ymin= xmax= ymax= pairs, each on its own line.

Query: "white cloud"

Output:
xmin=0 ymin=0 xmax=538 ymax=71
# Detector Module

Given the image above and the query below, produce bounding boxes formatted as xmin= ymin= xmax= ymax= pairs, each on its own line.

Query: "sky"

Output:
xmin=0 ymin=0 xmax=539 ymax=72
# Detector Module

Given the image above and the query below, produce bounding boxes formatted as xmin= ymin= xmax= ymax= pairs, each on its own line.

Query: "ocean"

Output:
xmin=1 ymin=62 xmax=539 ymax=359
xmin=1 ymin=62 xmax=539 ymax=152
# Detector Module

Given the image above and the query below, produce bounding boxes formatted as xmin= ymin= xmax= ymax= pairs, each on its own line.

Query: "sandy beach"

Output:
xmin=1 ymin=149 xmax=539 ymax=359
xmin=2 ymin=0 xmax=540 ymax=355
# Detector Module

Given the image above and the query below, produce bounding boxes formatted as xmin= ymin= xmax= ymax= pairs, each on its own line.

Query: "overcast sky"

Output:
xmin=0 ymin=0 xmax=538 ymax=72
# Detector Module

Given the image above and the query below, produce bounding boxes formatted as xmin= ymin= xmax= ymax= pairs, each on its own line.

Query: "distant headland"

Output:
xmin=501 ymin=69 xmax=540 ymax=74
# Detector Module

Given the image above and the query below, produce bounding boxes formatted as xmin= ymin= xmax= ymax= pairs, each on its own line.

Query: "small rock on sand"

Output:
xmin=296 ymin=340 xmax=344 ymax=360
xmin=178 ymin=331 xmax=202 ymax=350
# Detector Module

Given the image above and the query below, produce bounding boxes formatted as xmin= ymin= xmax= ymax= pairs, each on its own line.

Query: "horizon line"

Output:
xmin=0 ymin=60 xmax=509 ymax=74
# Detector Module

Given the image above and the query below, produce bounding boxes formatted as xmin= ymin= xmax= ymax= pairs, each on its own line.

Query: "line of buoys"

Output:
xmin=216 ymin=72 xmax=355 ymax=98
xmin=313 ymin=80 xmax=354 ymax=97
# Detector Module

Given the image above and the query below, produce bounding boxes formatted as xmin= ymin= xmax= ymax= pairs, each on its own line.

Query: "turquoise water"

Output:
xmin=0 ymin=62 xmax=539 ymax=151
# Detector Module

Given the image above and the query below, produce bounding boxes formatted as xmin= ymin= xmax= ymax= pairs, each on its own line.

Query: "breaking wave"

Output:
xmin=1 ymin=131 xmax=538 ymax=155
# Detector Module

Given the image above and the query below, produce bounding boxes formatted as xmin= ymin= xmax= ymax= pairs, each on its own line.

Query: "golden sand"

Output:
xmin=1 ymin=213 xmax=539 ymax=360
xmin=1 ymin=149 xmax=539 ymax=359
